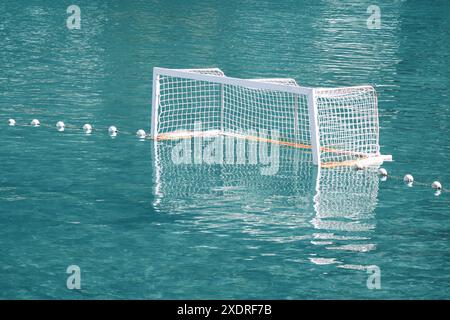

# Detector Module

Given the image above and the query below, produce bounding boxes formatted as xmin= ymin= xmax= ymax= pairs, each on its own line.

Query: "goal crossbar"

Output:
xmin=151 ymin=67 xmax=392 ymax=168
xmin=152 ymin=67 xmax=313 ymax=95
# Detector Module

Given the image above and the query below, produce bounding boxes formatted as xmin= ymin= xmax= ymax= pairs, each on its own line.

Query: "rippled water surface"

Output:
xmin=0 ymin=0 xmax=449 ymax=299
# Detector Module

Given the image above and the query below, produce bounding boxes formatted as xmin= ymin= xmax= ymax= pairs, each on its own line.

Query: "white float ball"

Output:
xmin=83 ymin=124 xmax=93 ymax=134
xmin=378 ymin=168 xmax=388 ymax=177
xmin=108 ymin=126 xmax=118 ymax=137
xmin=8 ymin=119 xmax=16 ymax=126
xmin=431 ymin=181 xmax=442 ymax=190
xmin=56 ymin=121 xmax=65 ymax=131
xmin=403 ymin=174 xmax=414 ymax=183
xmin=136 ymin=129 xmax=146 ymax=139
xmin=30 ymin=119 xmax=40 ymax=127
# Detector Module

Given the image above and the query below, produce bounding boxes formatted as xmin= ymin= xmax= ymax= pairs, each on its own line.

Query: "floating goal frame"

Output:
xmin=151 ymin=67 xmax=391 ymax=168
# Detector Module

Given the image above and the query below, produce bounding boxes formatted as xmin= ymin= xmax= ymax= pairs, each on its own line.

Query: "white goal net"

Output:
xmin=151 ymin=67 xmax=391 ymax=167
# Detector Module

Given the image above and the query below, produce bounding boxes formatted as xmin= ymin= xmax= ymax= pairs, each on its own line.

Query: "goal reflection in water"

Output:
xmin=152 ymin=138 xmax=379 ymax=271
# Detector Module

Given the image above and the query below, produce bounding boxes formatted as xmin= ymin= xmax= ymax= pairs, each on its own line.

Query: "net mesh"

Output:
xmin=158 ymin=76 xmax=222 ymax=135
xmin=157 ymin=71 xmax=310 ymax=146
xmin=315 ymin=87 xmax=379 ymax=166
xmin=223 ymin=85 xmax=310 ymax=146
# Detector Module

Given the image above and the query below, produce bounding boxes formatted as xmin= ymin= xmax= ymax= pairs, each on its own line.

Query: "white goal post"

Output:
xmin=151 ymin=67 xmax=392 ymax=167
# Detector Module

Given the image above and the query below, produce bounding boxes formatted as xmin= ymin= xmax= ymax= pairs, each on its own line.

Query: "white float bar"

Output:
xmin=172 ymin=68 xmax=225 ymax=76
xmin=355 ymin=154 xmax=393 ymax=167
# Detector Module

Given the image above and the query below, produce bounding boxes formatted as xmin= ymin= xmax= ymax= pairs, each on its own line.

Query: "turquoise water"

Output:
xmin=1 ymin=0 xmax=449 ymax=299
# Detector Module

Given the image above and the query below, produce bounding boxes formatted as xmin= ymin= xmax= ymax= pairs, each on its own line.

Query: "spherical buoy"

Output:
xmin=404 ymin=174 xmax=414 ymax=187
xmin=431 ymin=181 xmax=442 ymax=190
xmin=30 ymin=119 xmax=40 ymax=127
xmin=108 ymin=126 xmax=118 ymax=137
xmin=8 ymin=119 xmax=16 ymax=126
xmin=136 ymin=129 xmax=146 ymax=139
xmin=378 ymin=168 xmax=388 ymax=177
xmin=403 ymin=174 xmax=414 ymax=183
xmin=56 ymin=121 xmax=65 ymax=131
xmin=83 ymin=124 xmax=93 ymax=134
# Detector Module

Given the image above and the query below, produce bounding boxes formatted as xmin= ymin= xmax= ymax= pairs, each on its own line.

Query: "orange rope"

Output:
xmin=153 ymin=131 xmax=369 ymax=168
